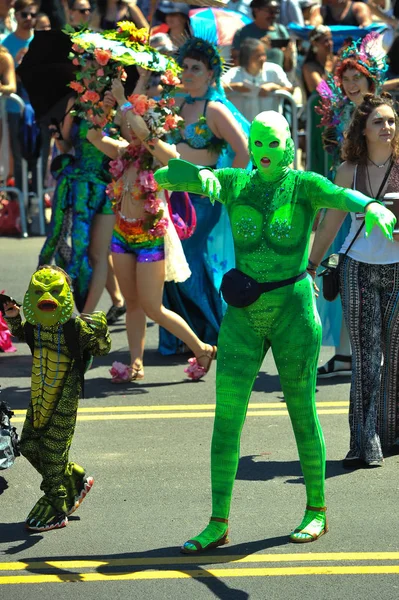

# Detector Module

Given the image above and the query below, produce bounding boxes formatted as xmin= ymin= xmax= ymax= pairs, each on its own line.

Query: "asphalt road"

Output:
xmin=1 ymin=236 xmax=399 ymax=600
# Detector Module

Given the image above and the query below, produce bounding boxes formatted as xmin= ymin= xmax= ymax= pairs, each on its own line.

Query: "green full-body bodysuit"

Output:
xmin=154 ymin=112 xmax=396 ymax=551
xmin=4 ymin=266 xmax=111 ymax=532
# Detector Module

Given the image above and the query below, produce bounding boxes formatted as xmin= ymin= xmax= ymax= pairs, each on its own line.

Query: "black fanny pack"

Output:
xmin=220 ymin=268 xmax=307 ymax=308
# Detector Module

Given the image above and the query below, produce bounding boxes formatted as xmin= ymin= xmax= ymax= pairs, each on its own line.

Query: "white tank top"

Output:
xmin=339 ymin=165 xmax=399 ymax=265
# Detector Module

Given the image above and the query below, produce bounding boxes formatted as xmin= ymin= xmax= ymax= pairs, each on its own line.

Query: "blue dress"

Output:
xmin=39 ymin=120 xmax=112 ymax=312
xmin=158 ymin=90 xmax=249 ymax=355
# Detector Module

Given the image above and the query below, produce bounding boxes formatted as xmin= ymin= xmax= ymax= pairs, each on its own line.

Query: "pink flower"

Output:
xmin=167 ymin=97 xmax=176 ymax=107
xmin=72 ymin=43 xmax=85 ymax=53
xmin=109 ymin=157 xmax=127 ymax=179
xmin=144 ymin=196 xmax=162 ymax=215
xmin=96 ymin=68 xmax=105 ymax=77
xmin=81 ymin=90 xmax=101 ymax=104
xmin=138 ymin=170 xmax=157 ymax=192
xmin=72 ymin=58 xmax=79 ymax=66
xmin=161 ymin=70 xmax=181 ymax=86
xmin=164 ymin=114 xmax=179 ymax=131
xmin=69 ymin=81 xmax=85 ymax=94
xmin=94 ymin=48 xmax=112 ymax=66
xmin=149 ymin=217 xmax=168 ymax=237
xmin=109 ymin=361 xmax=131 ymax=381
xmin=184 ymin=357 xmax=206 ymax=381
xmin=130 ymin=94 xmax=149 ymax=116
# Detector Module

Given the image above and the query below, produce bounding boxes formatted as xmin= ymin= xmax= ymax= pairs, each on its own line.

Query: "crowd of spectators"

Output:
xmin=1 ymin=0 xmax=399 ymax=219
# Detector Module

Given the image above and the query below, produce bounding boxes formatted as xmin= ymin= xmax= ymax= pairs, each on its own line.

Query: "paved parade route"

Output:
xmin=1 ymin=237 xmax=399 ymax=600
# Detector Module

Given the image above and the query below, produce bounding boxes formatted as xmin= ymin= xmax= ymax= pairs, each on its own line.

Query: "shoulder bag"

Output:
xmin=319 ymin=160 xmax=393 ymax=302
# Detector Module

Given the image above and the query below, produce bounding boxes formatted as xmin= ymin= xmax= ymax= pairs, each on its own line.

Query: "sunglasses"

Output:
xmin=20 ymin=11 xmax=37 ymax=18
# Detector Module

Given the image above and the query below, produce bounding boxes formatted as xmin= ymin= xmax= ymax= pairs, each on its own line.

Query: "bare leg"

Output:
xmin=137 ymin=260 xmax=211 ymax=364
xmin=82 ymin=214 xmax=115 ymax=314
xmin=105 ymin=254 xmax=124 ymax=307
xmin=112 ymin=253 xmax=146 ymax=372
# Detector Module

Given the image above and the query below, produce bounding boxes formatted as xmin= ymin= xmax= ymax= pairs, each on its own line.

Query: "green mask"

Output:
xmin=249 ymin=112 xmax=295 ymax=182
xmin=23 ymin=267 xmax=74 ymax=327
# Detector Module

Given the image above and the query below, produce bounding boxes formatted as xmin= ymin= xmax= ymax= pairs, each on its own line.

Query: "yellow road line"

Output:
xmin=2 ymin=552 xmax=399 ymax=571
xmin=12 ymin=401 xmax=349 ymax=415
xmin=11 ymin=409 xmax=348 ymax=423
xmin=2 ymin=566 xmax=399 ymax=584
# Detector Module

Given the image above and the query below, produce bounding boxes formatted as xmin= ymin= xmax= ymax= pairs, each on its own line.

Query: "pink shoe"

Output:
xmin=185 ymin=345 xmax=217 ymax=381
xmin=109 ymin=361 xmax=144 ymax=383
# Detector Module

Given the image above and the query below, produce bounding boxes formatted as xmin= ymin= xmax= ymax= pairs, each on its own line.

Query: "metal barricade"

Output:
xmin=0 ymin=92 xmax=46 ymax=237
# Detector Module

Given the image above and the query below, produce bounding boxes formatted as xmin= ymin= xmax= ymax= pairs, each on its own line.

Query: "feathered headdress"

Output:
xmin=316 ymin=32 xmax=388 ymax=129
xmin=334 ymin=32 xmax=388 ymax=91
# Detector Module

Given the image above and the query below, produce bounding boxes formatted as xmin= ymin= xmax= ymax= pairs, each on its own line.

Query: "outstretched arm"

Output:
xmin=154 ymin=159 xmax=223 ymax=204
xmin=305 ymin=166 xmax=396 ymax=240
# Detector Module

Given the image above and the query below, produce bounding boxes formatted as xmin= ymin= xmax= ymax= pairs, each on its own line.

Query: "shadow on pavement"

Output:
xmin=0 ymin=522 xmax=43 ymax=554
xmin=0 ymin=476 xmax=9 ymax=495
xmin=237 ymin=455 xmax=352 ymax=482
xmin=10 ymin=534 xmax=290 ymax=599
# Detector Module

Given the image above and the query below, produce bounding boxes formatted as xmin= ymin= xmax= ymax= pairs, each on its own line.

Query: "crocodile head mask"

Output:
xmin=23 ymin=266 xmax=74 ymax=327
xmin=249 ymin=111 xmax=295 ymax=182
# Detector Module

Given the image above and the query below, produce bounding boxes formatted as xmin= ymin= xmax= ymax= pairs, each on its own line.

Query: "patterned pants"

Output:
xmin=340 ymin=256 xmax=399 ymax=463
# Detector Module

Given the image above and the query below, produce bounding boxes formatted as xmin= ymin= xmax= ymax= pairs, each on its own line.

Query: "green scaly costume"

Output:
xmin=154 ymin=112 xmax=396 ymax=551
xmin=5 ymin=266 xmax=111 ymax=532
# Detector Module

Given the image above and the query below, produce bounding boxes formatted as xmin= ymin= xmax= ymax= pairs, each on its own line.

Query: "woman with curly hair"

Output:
xmin=309 ymin=93 xmax=399 ymax=468
xmin=313 ymin=33 xmax=388 ymax=378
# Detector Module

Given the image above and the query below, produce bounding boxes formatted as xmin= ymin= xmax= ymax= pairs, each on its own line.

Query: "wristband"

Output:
xmin=307 ymin=258 xmax=319 ymax=269
xmin=120 ymin=101 xmax=133 ymax=115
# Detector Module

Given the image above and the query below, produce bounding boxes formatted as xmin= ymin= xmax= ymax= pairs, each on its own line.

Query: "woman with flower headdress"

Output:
xmin=37 ymin=47 xmax=126 ymax=319
xmin=310 ymin=32 xmax=389 ymax=378
xmin=87 ymin=71 xmax=219 ymax=382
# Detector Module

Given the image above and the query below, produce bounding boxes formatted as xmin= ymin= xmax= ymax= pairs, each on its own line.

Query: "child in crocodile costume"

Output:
xmin=3 ymin=266 xmax=111 ymax=532
xmin=154 ymin=111 xmax=396 ymax=552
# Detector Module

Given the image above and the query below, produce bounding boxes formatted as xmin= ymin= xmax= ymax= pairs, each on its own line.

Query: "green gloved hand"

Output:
xmin=198 ymin=169 xmax=221 ymax=204
xmin=365 ymin=202 xmax=396 ymax=240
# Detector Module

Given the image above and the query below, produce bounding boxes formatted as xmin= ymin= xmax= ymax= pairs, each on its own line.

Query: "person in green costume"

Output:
xmin=154 ymin=111 xmax=396 ymax=552
xmin=3 ymin=265 xmax=111 ymax=532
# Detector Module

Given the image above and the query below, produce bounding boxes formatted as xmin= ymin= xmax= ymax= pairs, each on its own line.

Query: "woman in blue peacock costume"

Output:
xmin=158 ymin=36 xmax=250 ymax=356
xmin=312 ymin=32 xmax=388 ymax=377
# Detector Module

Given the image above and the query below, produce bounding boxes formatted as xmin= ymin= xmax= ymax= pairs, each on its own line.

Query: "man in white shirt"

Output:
xmin=222 ymin=38 xmax=294 ymax=122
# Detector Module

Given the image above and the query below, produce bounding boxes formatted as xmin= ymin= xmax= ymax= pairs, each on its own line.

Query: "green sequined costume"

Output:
xmin=5 ymin=266 xmax=111 ymax=531
xmin=154 ymin=112 xmax=396 ymax=551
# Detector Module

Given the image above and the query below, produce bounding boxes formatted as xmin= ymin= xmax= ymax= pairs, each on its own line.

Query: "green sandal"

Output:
xmin=181 ymin=517 xmax=229 ymax=554
xmin=290 ymin=505 xmax=328 ymax=543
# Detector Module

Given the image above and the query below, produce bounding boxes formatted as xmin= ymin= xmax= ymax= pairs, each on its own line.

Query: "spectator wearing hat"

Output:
xmin=232 ymin=0 xmax=295 ymax=73
xmin=153 ymin=2 xmax=191 ymax=50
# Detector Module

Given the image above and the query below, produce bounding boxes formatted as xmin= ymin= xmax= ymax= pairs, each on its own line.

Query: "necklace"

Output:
xmin=367 ymin=155 xmax=391 ymax=169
